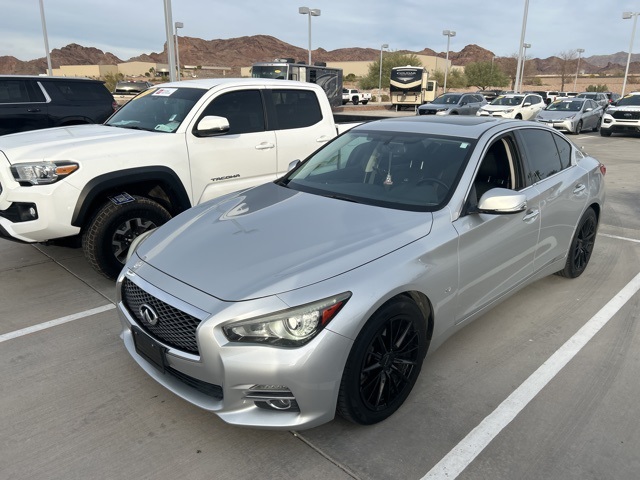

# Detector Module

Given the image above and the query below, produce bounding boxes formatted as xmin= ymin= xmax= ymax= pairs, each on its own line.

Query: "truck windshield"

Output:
xmin=106 ymin=87 xmax=206 ymax=133
xmin=281 ymin=130 xmax=474 ymax=212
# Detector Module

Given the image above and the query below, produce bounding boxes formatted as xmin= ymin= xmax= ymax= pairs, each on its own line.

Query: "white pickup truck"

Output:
xmin=342 ymin=89 xmax=372 ymax=105
xmin=0 ymin=78 xmax=361 ymax=278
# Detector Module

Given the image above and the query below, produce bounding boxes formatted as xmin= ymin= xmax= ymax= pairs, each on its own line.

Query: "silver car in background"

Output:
xmin=117 ymin=116 xmax=605 ymax=430
xmin=417 ymin=93 xmax=487 ymax=116
xmin=535 ymin=98 xmax=603 ymax=134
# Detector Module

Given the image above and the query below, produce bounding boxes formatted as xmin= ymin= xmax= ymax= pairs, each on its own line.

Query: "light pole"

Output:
xmin=514 ymin=0 xmax=530 ymax=93
xmin=378 ymin=43 xmax=388 ymax=102
xmin=38 ymin=0 xmax=52 ymax=76
xmin=174 ymin=22 xmax=183 ymax=81
xmin=573 ymin=48 xmax=584 ymax=91
xmin=162 ymin=0 xmax=177 ymax=82
xmin=442 ymin=30 xmax=456 ymax=93
xmin=299 ymin=7 xmax=321 ymax=65
xmin=519 ymin=43 xmax=531 ymax=93
xmin=622 ymin=12 xmax=639 ymax=97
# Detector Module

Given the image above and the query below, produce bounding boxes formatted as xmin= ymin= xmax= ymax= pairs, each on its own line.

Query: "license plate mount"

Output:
xmin=132 ymin=326 xmax=167 ymax=373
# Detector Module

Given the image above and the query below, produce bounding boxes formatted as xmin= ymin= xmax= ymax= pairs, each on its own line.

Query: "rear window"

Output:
xmin=44 ymin=80 xmax=111 ymax=101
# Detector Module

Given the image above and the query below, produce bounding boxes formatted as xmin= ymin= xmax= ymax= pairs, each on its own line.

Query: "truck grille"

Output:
xmin=122 ymin=278 xmax=201 ymax=355
xmin=612 ymin=110 xmax=640 ymax=120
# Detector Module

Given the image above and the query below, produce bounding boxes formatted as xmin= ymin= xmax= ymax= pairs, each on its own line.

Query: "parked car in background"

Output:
xmin=604 ymin=92 xmax=621 ymax=105
xmin=0 ymin=79 xmax=362 ymax=279
xmin=535 ymin=97 xmax=603 ymax=134
xmin=476 ymin=89 xmax=504 ymax=102
xmin=342 ymin=89 xmax=371 ymax=105
xmin=117 ymin=115 xmax=605 ymax=430
xmin=477 ymin=93 xmax=545 ymax=120
xmin=600 ymin=91 xmax=640 ymax=137
xmin=417 ymin=92 xmax=487 ymax=116
xmin=113 ymin=80 xmax=153 ymax=107
xmin=0 ymin=75 xmax=116 ymax=136
xmin=575 ymin=92 xmax=609 ymax=109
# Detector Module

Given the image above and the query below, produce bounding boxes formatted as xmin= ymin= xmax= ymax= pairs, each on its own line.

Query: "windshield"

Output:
xmin=616 ymin=94 xmax=640 ymax=107
xmin=546 ymin=100 xmax=584 ymax=112
xmin=491 ymin=96 xmax=524 ymax=106
xmin=431 ymin=94 xmax=462 ymax=105
xmin=281 ymin=130 xmax=474 ymax=211
xmin=106 ymin=87 xmax=206 ymax=133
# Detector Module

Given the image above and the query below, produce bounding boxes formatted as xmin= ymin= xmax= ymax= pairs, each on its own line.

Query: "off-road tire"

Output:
xmin=82 ymin=195 xmax=171 ymax=279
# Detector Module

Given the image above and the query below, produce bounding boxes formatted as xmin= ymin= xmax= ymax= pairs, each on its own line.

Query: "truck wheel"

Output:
xmin=82 ymin=195 xmax=172 ymax=279
xmin=352 ymin=97 xmax=359 ymax=105
xmin=361 ymin=100 xmax=369 ymax=105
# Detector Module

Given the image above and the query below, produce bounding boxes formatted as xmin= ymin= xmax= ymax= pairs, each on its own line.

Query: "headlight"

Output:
xmin=435 ymin=109 xmax=449 ymax=115
xmin=503 ymin=109 xmax=514 ymax=114
xmin=222 ymin=292 xmax=351 ymax=347
xmin=11 ymin=161 xmax=78 ymax=185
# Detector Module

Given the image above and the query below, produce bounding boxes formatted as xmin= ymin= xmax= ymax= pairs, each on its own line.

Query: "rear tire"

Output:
xmin=337 ymin=297 xmax=428 ymax=425
xmin=82 ymin=195 xmax=171 ymax=279
xmin=362 ymin=100 xmax=369 ymax=105
xmin=557 ymin=208 xmax=597 ymax=278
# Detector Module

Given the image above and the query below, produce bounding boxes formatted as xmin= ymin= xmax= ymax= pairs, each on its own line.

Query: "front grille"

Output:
xmin=419 ymin=109 xmax=437 ymax=115
xmin=612 ymin=110 xmax=640 ymax=120
xmin=122 ymin=277 xmax=201 ymax=354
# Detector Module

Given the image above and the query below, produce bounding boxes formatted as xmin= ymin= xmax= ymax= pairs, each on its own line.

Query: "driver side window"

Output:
xmin=469 ymin=136 xmax=522 ymax=207
xmin=200 ymin=90 xmax=265 ymax=135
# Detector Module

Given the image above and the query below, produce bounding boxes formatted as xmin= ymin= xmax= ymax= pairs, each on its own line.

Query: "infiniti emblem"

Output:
xmin=139 ymin=304 xmax=159 ymax=326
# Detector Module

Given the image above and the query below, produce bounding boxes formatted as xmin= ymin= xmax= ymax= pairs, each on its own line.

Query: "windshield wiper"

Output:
xmin=323 ymin=193 xmax=362 ymax=204
xmin=109 ymin=124 xmax=149 ymax=131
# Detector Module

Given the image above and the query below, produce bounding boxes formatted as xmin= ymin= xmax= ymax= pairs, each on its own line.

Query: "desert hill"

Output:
xmin=1 ymin=35 xmax=640 ymax=76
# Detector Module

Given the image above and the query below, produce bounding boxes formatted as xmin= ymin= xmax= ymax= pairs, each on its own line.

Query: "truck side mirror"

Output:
xmin=194 ymin=115 xmax=230 ymax=137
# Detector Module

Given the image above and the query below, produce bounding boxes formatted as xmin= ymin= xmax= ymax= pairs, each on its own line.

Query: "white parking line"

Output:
xmin=600 ymin=233 xmax=640 ymax=244
xmin=0 ymin=304 xmax=116 ymax=344
xmin=421 ymin=271 xmax=640 ymax=480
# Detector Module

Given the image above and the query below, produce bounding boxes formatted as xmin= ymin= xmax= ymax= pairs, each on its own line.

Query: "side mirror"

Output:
xmin=288 ymin=160 xmax=301 ymax=171
xmin=194 ymin=115 xmax=230 ymax=137
xmin=585 ymin=107 xmax=593 ymax=112
xmin=523 ymin=102 xmax=532 ymax=107
xmin=477 ymin=188 xmax=527 ymax=214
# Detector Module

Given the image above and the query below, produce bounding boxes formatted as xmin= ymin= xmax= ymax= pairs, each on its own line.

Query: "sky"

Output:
xmin=2 ymin=0 xmax=640 ymax=63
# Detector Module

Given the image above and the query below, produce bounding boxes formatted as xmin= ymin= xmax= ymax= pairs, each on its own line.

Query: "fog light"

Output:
xmin=266 ymin=399 xmax=292 ymax=410
xmin=244 ymin=385 xmax=300 ymax=412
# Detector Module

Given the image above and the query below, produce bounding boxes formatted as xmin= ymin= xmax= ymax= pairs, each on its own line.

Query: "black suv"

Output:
xmin=0 ymin=75 xmax=116 ymax=136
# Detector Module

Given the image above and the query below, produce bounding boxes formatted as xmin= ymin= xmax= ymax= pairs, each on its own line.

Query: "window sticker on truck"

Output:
xmin=153 ymin=88 xmax=178 ymax=97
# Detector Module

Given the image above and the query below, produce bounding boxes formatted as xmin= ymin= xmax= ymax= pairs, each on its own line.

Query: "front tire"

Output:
xmin=352 ymin=97 xmax=359 ymax=105
xmin=557 ymin=208 xmax=597 ymax=278
xmin=82 ymin=196 xmax=172 ymax=279
xmin=337 ymin=297 xmax=428 ymax=425
xmin=574 ymin=120 xmax=583 ymax=134
xmin=600 ymin=128 xmax=612 ymax=137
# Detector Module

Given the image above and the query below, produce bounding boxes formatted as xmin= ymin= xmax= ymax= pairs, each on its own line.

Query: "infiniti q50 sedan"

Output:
xmin=116 ymin=116 xmax=605 ymax=430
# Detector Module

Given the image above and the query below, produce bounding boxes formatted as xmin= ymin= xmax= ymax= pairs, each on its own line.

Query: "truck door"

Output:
xmin=266 ymin=88 xmax=337 ymax=176
xmin=187 ymin=88 xmax=277 ymax=205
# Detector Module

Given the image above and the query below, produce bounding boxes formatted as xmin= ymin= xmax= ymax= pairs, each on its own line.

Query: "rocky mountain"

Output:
xmin=2 ymin=35 xmax=640 ymax=76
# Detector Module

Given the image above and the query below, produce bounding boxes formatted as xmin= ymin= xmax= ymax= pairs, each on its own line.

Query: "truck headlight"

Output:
xmin=11 ymin=161 xmax=79 ymax=185
xmin=222 ymin=292 xmax=351 ymax=346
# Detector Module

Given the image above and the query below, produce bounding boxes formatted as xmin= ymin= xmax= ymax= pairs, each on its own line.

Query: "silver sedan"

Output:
xmin=117 ymin=117 xmax=606 ymax=430
xmin=535 ymin=98 xmax=603 ymax=133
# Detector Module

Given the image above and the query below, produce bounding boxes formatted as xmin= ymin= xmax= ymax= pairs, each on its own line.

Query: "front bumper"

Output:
xmin=477 ymin=110 xmax=515 ymax=119
xmin=600 ymin=118 xmax=640 ymax=134
xmin=117 ymin=266 xmax=354 ymax=430
xmin=0 ymin=160 xmax=81 ymax=242
xmin=535 ymin=118 xmax=577 ymax=133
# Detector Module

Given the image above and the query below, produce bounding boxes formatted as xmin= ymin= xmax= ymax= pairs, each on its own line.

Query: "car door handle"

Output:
xmin=316 ymin=135 xmax=332 ymax=143
xmin=523 ymin=209 xmax=539 ymax=223
xmin=255 ymin=142 xmax=275 ymax=150
xmin=573 ymin=184 xmax=586 ymax=195
xmin=27 ymin=108 xmax=41 ymax=112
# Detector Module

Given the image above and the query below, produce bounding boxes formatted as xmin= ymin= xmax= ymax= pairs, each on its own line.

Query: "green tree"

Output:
xmin=586 ymin=84 xmax=609 ymax=92
xmin=358 ymin=51 xmax=422 ymax=90
xmin=431 ymin=68 xmax=468 ymax=90
xmin=464 ymin=61 xmax=509 ymax=90
xmin=102 ymin=72 xmax=124 ymax=92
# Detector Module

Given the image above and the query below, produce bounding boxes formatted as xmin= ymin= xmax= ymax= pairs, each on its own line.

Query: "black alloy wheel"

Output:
xmin=337 ymin=297 xmax=427 ymax=425
xmin=557 ymin=208 xmax=597 ymax=278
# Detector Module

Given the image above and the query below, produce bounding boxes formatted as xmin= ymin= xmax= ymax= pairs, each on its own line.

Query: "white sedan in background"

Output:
xmin=477 ymin=93 xmax=545 ymax=120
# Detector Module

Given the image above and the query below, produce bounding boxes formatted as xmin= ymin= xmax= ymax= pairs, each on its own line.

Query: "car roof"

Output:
xmin=352 ymin=115 xmax=524 ymax=139
xmin=0 ymin=75 xmax=100 ymax=82
xmin=151 ymin=77 xmax=319 ymax=91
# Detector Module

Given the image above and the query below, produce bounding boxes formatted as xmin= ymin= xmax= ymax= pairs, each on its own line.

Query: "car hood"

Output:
xmin=482 ymin=104 xmax=521 ymax=112
xmin=136 ymin=182 xmax=433 ymax=301
xmin=537 ymin=110 xmax=580 ymax=120
xmin=419 ymin=104 xmax=452 ymax=111
xmin=0 ymin=124 xmax=159 ymax=163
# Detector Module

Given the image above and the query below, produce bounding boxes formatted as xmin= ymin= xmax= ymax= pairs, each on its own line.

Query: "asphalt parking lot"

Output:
xmin=1 ymin=129 xmax=639 ymax=480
